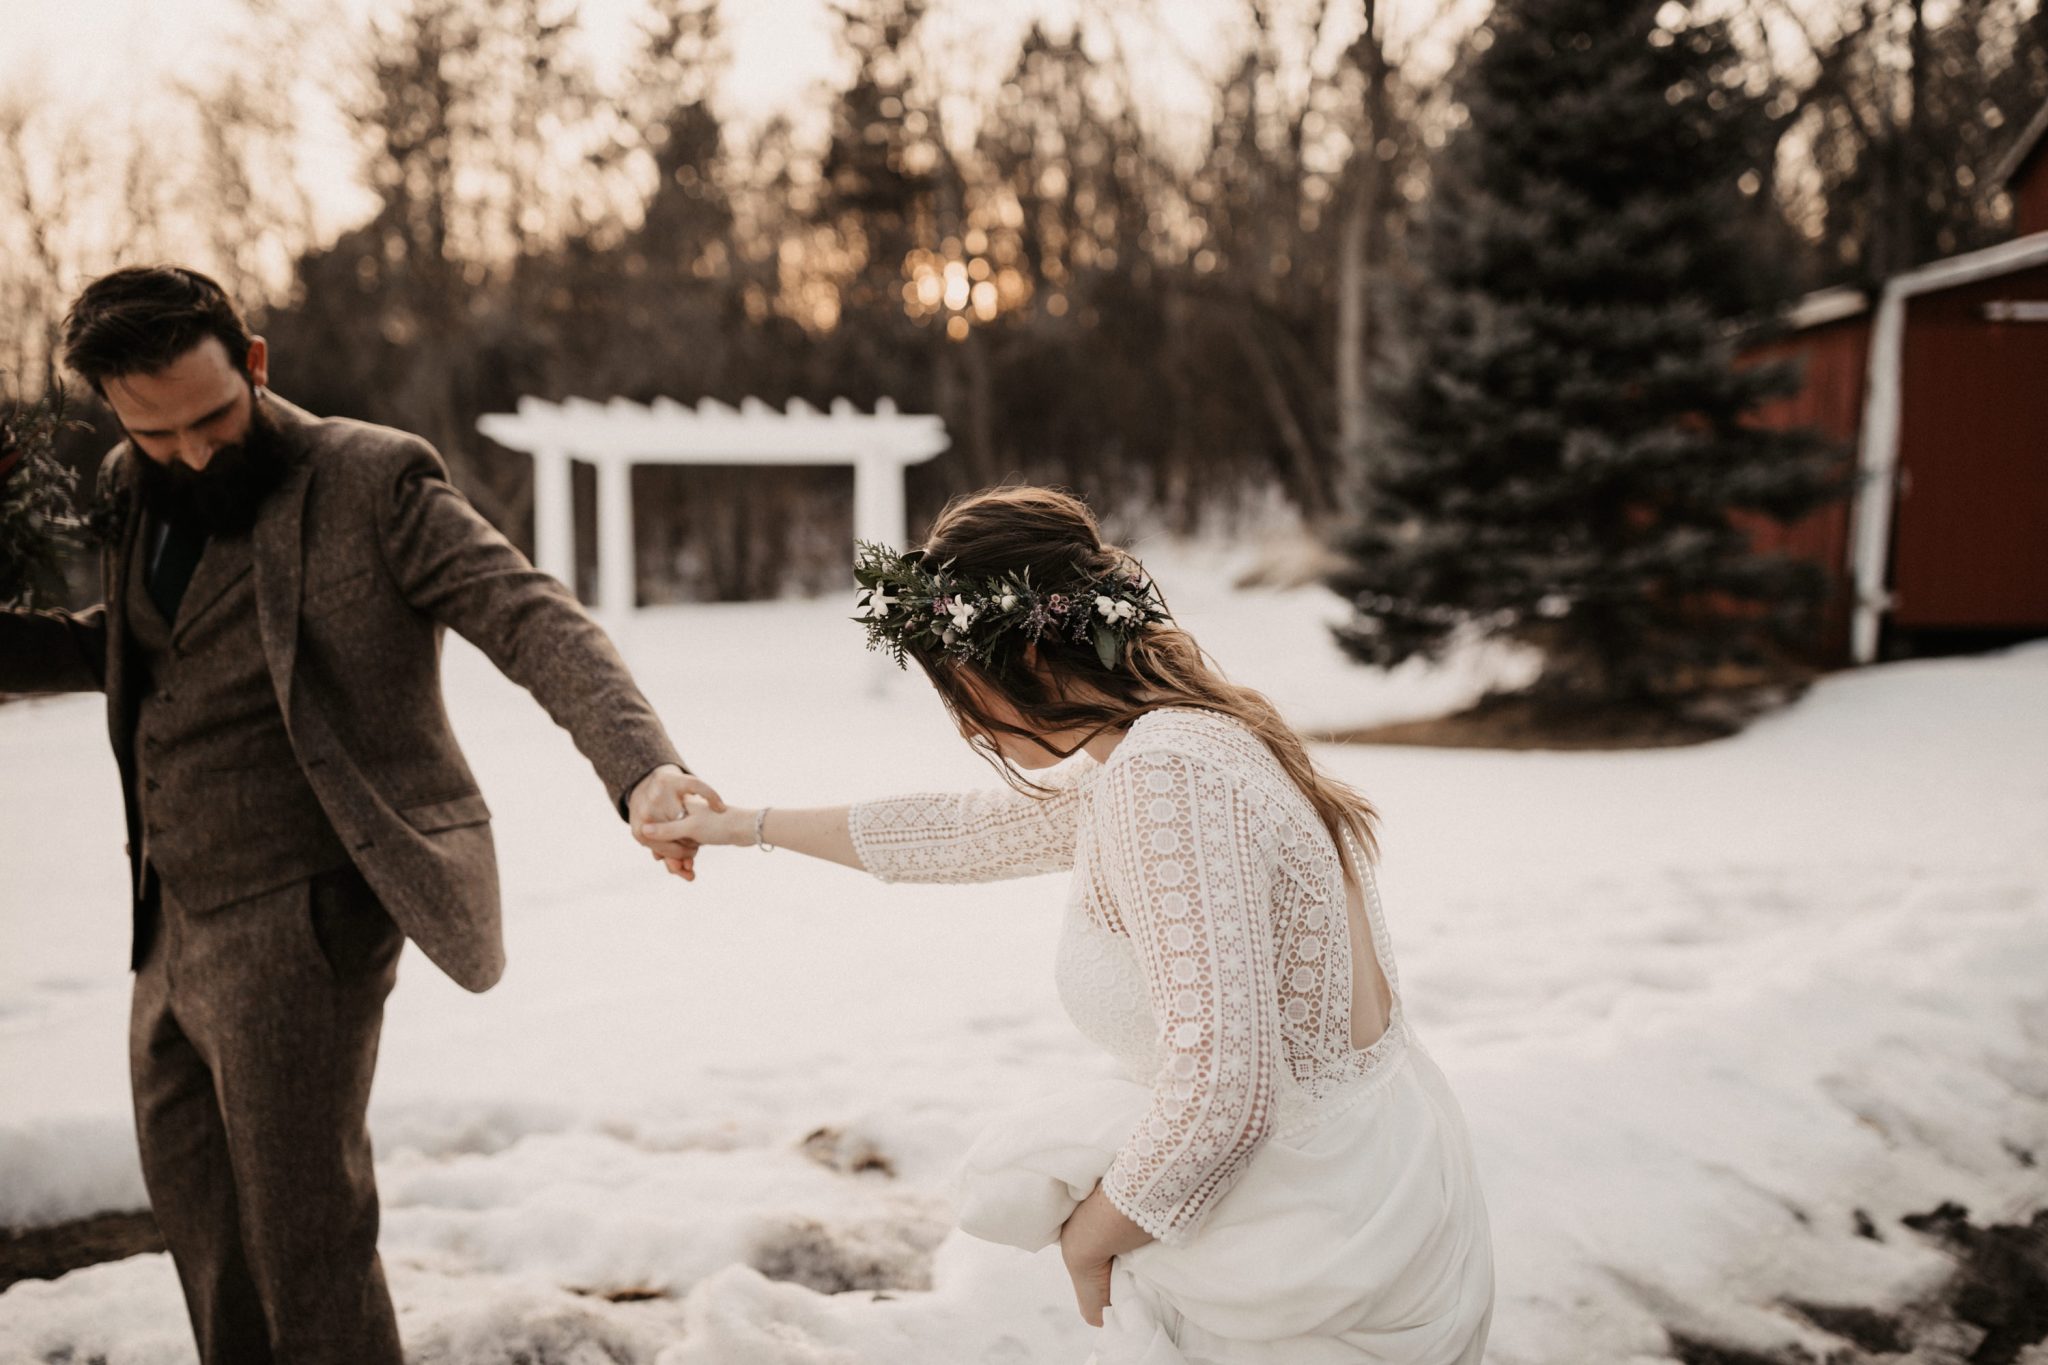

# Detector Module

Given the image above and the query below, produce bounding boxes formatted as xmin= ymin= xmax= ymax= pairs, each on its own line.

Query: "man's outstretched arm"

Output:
xmin=372 ymin=437 xmax=714 ymax=826
xmin=0 ymin=443 xmax=112 ymax=695
xmin=0 ymin=605 xmax=109 ymax=695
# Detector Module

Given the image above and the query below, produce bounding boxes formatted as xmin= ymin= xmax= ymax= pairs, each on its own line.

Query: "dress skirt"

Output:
xmin=956 ymin=1043 xmax=1493 ymax=1365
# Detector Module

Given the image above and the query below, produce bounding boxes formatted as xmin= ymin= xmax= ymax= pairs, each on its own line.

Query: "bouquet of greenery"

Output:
xmin=0 ymin=384 xmax=91 ymax=609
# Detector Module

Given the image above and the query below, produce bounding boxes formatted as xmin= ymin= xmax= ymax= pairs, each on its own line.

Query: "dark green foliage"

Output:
xmin=0 ymin=384 xmax=90 ymax=609
xmin=1329 ymin=0 xmax=1845 ymax=704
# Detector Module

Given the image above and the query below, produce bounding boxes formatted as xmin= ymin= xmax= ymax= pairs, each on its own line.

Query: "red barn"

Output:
xmin=1740 ymin=102 xmax=2048 ymax=665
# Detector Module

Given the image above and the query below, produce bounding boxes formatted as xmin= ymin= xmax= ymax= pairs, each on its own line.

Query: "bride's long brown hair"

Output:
xmin=911 ymin=486 xmax=1379 ymax=866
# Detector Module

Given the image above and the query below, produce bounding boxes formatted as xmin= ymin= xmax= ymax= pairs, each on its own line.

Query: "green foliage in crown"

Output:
xmin=853 ymin=540 xmax=1170 ymax=673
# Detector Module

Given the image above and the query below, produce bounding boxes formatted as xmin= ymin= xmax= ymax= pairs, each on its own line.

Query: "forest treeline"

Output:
xmin=1 ymin=0 xmax=2043 ymax=605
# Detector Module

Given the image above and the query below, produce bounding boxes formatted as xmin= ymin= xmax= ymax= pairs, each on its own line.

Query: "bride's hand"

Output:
xmin=1061 ymin=1237 xmax=1113 ymax=1328
xmin=640 ymin=795 xmax=756 ymax=877
xmin=1058 ymin=1184 xmax=1151 ymax=1327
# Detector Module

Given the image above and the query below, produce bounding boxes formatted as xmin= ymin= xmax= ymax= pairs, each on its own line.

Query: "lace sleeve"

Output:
xmin=848 ymin=760 xmax=1097 ymax=884
xmin=1092 ymin=747 xmax=1280 ymax=1246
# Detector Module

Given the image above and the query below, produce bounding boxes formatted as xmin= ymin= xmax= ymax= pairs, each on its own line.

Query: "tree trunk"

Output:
xmin=1335 ymin=0 xmax=1388 ymax=517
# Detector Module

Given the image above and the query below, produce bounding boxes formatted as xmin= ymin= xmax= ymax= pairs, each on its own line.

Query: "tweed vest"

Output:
xmin=128 ymin=516 xmax=351 ymax=910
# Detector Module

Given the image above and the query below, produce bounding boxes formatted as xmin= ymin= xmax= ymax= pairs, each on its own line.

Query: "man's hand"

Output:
xmin=628 ymin=765 xmax=725 ymax=882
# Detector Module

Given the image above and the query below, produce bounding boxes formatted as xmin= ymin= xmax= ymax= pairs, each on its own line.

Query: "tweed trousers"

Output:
xmin=130 ymin=863 xmax=405 ymax=1365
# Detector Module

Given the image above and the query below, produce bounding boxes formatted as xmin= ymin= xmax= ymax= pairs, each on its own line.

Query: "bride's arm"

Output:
xmin=637 ymin=760 xmax=1098 ymax=883
xmin=646 ymin=803 xmax=863 ymax=870
xmin=1089 ymin=746 xmax=1282 ymax=1247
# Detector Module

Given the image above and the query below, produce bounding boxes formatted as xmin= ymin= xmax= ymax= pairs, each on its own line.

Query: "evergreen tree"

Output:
xmin=971 ymin=24 xmax=1172 ymax=502
xmin=1328 ymin=0 xmax=1842 ymax=706
xmin=811 ymin=0 xmax=947 ymax=356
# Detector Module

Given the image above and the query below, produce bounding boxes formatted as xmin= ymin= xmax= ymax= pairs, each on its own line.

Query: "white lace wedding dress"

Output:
xmin=849 ymin=709 xmax=1493 ymax=1365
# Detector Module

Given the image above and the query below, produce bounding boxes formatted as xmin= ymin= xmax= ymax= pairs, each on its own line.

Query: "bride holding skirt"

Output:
xmin=854 ymin=712 xmax=1494 ymax=1365
xmin=642 ymin=487 xmax=1494 ymax=1362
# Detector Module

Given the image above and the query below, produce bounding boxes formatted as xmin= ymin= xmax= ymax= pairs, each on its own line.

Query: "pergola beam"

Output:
xmin=477 ymin=396 xmax=950 ymax=617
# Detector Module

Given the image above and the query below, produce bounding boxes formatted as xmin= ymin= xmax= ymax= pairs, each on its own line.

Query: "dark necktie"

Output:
xmin=148 ymin=516 xmax=208 ymax=624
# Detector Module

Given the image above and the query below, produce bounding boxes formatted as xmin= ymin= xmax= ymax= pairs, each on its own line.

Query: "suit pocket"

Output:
xmin=401 ymin=792 xmax=490 ymax=833
xmin=306 ymin=864 xmax=403 ymax=981
xmin=303 ymin=567 xmax=379 ymax=619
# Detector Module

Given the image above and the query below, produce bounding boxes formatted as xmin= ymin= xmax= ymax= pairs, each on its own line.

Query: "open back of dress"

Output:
xmin=1342 ymin=851 xmax=1395 ymax=1052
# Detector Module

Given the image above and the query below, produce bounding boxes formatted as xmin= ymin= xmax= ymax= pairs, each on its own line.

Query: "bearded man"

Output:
xmin=0 ymin=265 xmax=713 ymax=1363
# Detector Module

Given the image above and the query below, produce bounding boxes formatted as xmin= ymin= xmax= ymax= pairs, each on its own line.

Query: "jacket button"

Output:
xmin=144 ymin=778 xmax=161 ymax=793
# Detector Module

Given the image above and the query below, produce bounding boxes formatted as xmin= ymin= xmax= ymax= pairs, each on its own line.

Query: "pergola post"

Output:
xmin=532 ymin=448 xmax=574 ymax=586
xmin=853 ymin=451 xmax=908 ymax=552
xmin=597 ymin=459 xmax=635 ymax=617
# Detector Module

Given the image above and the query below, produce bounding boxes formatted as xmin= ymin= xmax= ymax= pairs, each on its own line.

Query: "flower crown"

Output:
xmin=853 ymin=539 xmax=1170 ymax=672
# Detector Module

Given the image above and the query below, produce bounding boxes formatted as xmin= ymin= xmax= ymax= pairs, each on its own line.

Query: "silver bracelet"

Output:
xmin=754 ymin=807 xmax=775 ymax=852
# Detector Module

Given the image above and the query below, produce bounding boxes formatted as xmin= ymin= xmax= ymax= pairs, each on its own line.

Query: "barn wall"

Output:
xmin=1892 ymin=262 xmax=2048 ymax=630
xmin=2014 ymin=151 xmax=2048 ymax=237
xmin=1735 ymin=316 xmax=1869 ymax=662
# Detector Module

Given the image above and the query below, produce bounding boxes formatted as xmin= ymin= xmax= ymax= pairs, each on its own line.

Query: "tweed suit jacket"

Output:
xmin=0 ymin=394 xmax=684 ymax=991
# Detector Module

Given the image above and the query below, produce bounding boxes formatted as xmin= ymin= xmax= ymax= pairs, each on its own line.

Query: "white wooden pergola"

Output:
xmin=477 ymin=396 xmax=949 ymax=615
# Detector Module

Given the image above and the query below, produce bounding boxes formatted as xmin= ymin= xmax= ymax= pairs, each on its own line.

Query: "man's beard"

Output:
xmin=132 ymin=392 xmax=297 ymax=537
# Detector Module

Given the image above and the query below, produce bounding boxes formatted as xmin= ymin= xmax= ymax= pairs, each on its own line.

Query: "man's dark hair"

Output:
xmin=62 ymin=266 xmax=255 ymax=395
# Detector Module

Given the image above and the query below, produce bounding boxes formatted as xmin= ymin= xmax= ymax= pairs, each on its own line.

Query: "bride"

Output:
xmin=642 ymin=487 xmax=1493 ymax=1363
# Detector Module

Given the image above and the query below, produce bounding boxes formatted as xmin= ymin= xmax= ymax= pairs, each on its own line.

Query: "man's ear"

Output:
xmin=246 ymin=336 xmax=270 ymax=391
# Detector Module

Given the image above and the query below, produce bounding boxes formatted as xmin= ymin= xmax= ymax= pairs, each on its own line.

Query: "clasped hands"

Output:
xmin=625 ymin=764 xmax=726 ymax=880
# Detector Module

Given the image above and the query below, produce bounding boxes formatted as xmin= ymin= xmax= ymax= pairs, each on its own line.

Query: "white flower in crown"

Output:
xmin=998 ymin=592 xmax=1018 ymax=611
xmin=856 ymin=586 xmax=898 ymax=619
xmin=1095 ymin=594 xmax=1137 ymax=623
xmin=948 ymin=598 xmax=981 ymax=632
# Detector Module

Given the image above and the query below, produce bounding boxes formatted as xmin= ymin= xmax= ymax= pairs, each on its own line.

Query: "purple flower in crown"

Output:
xmin=1046 ymin=592 xmax=1070 ymax=617
xmin=1024 ymin=599 xmax=1053 ymax=640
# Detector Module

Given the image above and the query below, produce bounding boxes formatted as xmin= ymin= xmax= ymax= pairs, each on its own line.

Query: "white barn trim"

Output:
xmin=1848 ymin=231 xmax=2048 ymax=662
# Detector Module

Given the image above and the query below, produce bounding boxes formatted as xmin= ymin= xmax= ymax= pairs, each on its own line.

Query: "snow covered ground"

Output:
xmin=2 ymin=548 xmax=2045 ymax=1364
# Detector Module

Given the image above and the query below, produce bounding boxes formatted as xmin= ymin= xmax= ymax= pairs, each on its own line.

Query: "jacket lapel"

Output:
xmin=252 ymin=398 xmax=319 ymax=725
xmin=168 ymin=540 xmax=251 ymax=644
xmin=103 ymin=461 xmax=142 ymax=758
